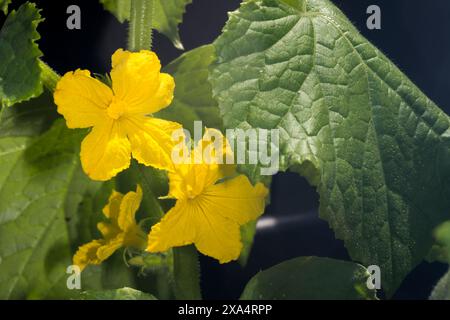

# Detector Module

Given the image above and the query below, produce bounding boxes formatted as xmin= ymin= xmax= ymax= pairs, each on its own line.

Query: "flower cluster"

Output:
xmin=54 ymin=49 xmax=268 ymax=267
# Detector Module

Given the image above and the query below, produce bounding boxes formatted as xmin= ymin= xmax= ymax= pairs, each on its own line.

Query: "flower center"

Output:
xmin=186 ymin=185 xmax=197 ymax=200
xmin=107 ymin=98 xmax=126 ymax=120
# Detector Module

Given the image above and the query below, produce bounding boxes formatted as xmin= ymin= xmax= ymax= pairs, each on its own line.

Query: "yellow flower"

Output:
xmin=147 ymin=130 xmax=268 ymax=263
xmin=54 ymin=49 xmax=181 ymax=181
xmin=74 ymin=185 xmax=146 ymax=271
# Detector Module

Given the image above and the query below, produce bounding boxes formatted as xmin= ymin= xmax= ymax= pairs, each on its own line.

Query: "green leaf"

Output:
xmin=100 ymin=0 xmax=191 ymax=50
xmin=428 ymin=221 xmax=450 ymax=264
xmin=0 ymin=90 xmax=59 ymax=137
xmin=99 ymin=0 xmax=131 ymax=23
xmin=79 ymin=287 xmax=157 ymax=300
xmin=434 ymin=221 xmax=450 ymax=254
xmin=0 ymin=0 xmax=11 ymax=15
xmin=153 ymin=0 xmax=192 ymax=50
xmin=158 ymin=45 xmax=221 ymax=133
xmin=0 ymin=120 xmax=86 ymax=299
xmin=210 ymin=0 xmax=450 ymax=296
xmin=240 ymin=256 xmax=376 ymax=300
xmin=0 ymin=2 xmax=43 ymax=108
xmin=0 ymin=119 xmax=135 ymax=299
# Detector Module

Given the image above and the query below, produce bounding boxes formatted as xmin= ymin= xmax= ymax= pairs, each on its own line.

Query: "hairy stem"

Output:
xmin=128 ymin=0 xmax=155 ymax=51
xmin=39 ymin=60 xmax=60 ymax=92
xmin=126 ymin=0 xmax=201 ymax=301
xmin=173 ymin=245 xmax=202 ymax=300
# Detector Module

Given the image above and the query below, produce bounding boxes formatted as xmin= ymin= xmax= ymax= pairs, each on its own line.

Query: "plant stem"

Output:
xmin=128 ymin=0 xmax=155 ymax=51
xmin=39 ymin=60 xmax=60 ymax=91
xmin=173 ymin=245 xmax=202 ymax=300
xmin=136 ymin=163 xmax=164 ymax=220
xmin=127 ymin=0 xmax=201 ymax=300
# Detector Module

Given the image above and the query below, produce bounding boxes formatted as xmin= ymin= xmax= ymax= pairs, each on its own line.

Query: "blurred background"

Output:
xmin=2 ymin=0 xmax=450 ymax=299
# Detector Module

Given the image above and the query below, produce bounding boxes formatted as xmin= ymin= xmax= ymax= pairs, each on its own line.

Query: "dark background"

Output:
xmin=2 ymin=0 xmax=449 ymax=299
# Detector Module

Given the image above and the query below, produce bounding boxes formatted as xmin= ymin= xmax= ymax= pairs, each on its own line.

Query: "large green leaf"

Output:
xmin=210 ymin=0 xmax=450 ymax=295
xmin=0 ymin=121 xmax=84 ymax=298
xmin=158 ymin=45 xmax=221 ymax=133
xmin=0 ymin=120 xmax=135 ymax=298
xmin=80 ymin=287 xmax=157 ymax=300
xmin=240 ymin=256 xmax=376 ymax=300
xmin=99 ymin=0 xmax=191 ymax=49
xmin=0 ymin=2 xmax=43 ymax=108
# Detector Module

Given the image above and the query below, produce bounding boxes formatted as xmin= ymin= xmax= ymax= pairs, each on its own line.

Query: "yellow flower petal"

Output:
xmin=147 ymin=201 xmax=196 ymax=253
xmin=166 ymin=163 xmax=223 ymax=200
xmin=194 ymin=128 xmax=232 ymax=165
xmin=102 ymin=190 xmax=124 ymax=221
xmin=97 ymin=221 xmax=120 ymax=240
xmin=80 ymin=119 xmax=131 ymax=181
xmin=73 ymin=186 xmax=147 ymax=269
xmin=96 ymin=234 xmax=125 ymax=261
xmin=193 ymin=196 xmax=243 ymax=263
xmin=123 ymin=116 xmax=182 ymax=172
xmin=166 ymin=128 xmax=236 ymax=200
xmin=110 ymin=49 xmax=175 ymax=115
xmin=201 ymin=175 xmax=268 ymax=224
xmin=54 ymin=69 xmax=111 ymax=128
xmin=147 ymin=198 xmax=243 ymax=263
xmin=147 ymin=128 xmax=268 ymax=264
xmin=118 ymin=185 xmax=142 ymax=231
xmin=73 ymin=240 xmax=105 ymax=271
xmin=152 ymin=73 xmax=176 ymax=112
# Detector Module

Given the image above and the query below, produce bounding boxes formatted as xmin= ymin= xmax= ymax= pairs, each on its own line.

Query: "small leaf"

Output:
xmin=240 ymin=256 xmax=376 ymax=300
xmin=211 ymin=0 xmax=450 ymax=296
xmin=99 ymin=0 xmax=192 ymax=50
xmin=0 ymin=0 xmax=11 ymax=15
xmin=153 ymin=0 xmax=192 ymax=50
xmin=158 ymin=45 xmax=221 ymax=134
xmin=79 ymin=287 xmax=157 ymax=300
xmin=0 ymin=2 xmax=43 ymax=107
xmin=99 ymin=0 xmax=131 ymax=23
xmin=434 ymin=221 xmax=450 ymax=254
